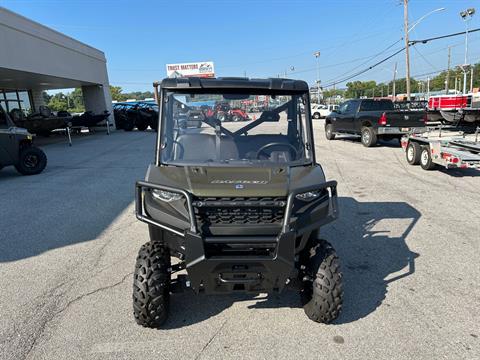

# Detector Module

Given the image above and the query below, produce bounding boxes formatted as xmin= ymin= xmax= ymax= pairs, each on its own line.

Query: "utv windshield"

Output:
xmin=160 ymin=91 xmax=313 ymax=166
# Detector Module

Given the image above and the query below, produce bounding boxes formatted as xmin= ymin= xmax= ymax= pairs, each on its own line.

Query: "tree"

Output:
xmin=69 ymin=88 xmax=84 ymax=112
xmin=323 ymin=89 xmax=345 ymax=98
xmin=110 ymin=86 xmax=127 ymax=102
xmin=47 ymin=92 xmax=68 ymax=111
xmin=46 ymin=88 xmax=85 ymax=112
xmin=345 ymin=80 xmax=377 ymax=98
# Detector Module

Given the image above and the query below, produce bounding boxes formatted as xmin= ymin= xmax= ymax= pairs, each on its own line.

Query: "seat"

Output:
xmin=39 ymin=106 xmax=52 ymax=118
xmin=173 ymin=134 xmax=216 ymax=161
xmin=219 ymin=136 xmax=239 ymax=160
xmin=173 ymin=133 xmax=239 ymax=161
xmin=9 ymin=109 xmax=25 ymax=122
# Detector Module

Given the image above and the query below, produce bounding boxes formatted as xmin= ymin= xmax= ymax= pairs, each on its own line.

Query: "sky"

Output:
xmin=1 ymin=0 xmax=479 ymax=92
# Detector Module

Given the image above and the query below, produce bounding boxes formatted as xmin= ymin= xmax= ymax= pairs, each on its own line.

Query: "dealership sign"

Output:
xmin=166 ymin=62 xmax=215 ymax=78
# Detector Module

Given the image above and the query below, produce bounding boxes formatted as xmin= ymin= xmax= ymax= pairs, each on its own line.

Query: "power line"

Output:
xmin=321 ymin=41 xmax=404 ymax=84
xmin=322 ymin=47 xmax=406 ymax=88
xmin=412 ymin=45 xmax=438 ymax=72
xmin=410 ymin=28 xmax=480 ymax=45
xmin=321 ymin=28 xmax=480 ymax=88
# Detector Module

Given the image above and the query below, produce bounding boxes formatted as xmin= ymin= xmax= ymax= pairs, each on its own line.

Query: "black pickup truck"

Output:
xmin=325 ymin=99 xmax=426 ymax=147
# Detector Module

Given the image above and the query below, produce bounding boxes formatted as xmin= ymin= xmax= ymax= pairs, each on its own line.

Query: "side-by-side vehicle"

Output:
xmin=132 ymin=77 xmax=343 ymax=327
xmin=0 ymin=106 xmax=47 ymax=175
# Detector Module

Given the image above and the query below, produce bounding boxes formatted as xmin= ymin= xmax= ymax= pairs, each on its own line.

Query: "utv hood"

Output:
xmin=145 ymin=164 xmax=326 ymax=197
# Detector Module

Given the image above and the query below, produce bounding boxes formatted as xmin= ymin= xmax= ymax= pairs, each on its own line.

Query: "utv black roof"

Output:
xmin=155 ymin=77 xmax=309 ymax=93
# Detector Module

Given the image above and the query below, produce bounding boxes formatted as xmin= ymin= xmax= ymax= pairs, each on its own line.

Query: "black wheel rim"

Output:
xmin=24 ymin=154 xmax=39 ymax=168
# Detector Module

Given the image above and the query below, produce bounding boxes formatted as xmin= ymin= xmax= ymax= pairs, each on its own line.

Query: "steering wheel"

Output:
xmin=255 ymin=142 xmax=298 ymax=160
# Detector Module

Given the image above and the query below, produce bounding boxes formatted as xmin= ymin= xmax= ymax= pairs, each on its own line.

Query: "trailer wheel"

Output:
xmin=133 ymin=242 xmax=171 ymax=328
xmin=361 ymin=127 xmax=377 ymax=147
xmin=420 ymin=146 xmax=437 ymax=170
xmin=301 ymin=239 xmax=343 ymax=323
xmin=325 ymin=124 xmax=335 ymax=140
xmin=406 ymin=142 xmax=422 ymax=165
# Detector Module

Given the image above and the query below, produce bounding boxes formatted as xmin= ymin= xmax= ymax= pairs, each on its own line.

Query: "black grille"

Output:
xmin=193 ymin=197 xmax=286 ymax=226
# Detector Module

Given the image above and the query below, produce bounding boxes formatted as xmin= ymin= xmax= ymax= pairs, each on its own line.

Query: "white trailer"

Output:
xmin=401 ymin=125 xmax=480 ymax=171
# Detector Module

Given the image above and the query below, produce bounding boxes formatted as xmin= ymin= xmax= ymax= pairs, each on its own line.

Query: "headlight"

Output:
xmin=151 ymin=189 xmax=182 ymax=202
xmin=295 ymin=190 xmax=322 ymax=202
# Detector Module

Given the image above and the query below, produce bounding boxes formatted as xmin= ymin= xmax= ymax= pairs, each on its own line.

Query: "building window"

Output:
xmin=18 ymin=91 xmax=32 ymax=115
xmin=0 ymin=89 xmax=33 ymax=116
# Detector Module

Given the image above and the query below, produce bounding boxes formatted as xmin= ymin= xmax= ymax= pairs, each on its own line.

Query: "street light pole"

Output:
xmin=460 ymin=8 xmax=475 ymax=94
xmin=404 ymin=5 xmax=446 ymax=101
xmin=314 ymin=51 xmax=321 ymax=103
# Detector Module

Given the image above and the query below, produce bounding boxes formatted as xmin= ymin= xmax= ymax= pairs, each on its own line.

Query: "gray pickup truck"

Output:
xmin=325 ymin=99 xmax=426 ymax=147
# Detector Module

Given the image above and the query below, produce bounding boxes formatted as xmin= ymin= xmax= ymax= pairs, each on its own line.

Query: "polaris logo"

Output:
xmin=210 ymin=180 xmax=269 ymax=184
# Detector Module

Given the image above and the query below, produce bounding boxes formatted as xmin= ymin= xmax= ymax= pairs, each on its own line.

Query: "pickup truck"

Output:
xmin=311 ymin=104 xmax=338 ymax=119
xmin=325 ymin=99 xmax=426 ymax=147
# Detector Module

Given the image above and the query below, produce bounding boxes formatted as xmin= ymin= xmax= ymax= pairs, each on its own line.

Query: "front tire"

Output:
xmin=133 ymin=242 xmax=171 ymax=328
xmin=406 ymin=142 xmax=421 ymax=165
xmin=325 ymin=123 xmax=335 ymax=140
xmin=313 ymin=112 xmax=321 ymax=119
xmin=361 ymin=126 xmax=377 ymax=147
xmin=217 ymin=112 xmax=227 ymax=122
xmin=420 ymin=146 xmax=437 ymax=170
xmin=15 ymin=146 xmax=47 ymax=175
xmin=301 ymin=239 xmax=343 ymax=323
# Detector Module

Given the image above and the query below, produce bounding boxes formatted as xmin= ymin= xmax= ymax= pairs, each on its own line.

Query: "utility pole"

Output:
xmin=313 ymin=51 xmax=321 ymax=103
xmin=404 ymin=0 xmax=411 ymax=100
xmin=427 ymin=77 xmax=430 ymax=98
xmin=392 ymin=62 xmax=397 ymax=100
xmin=445 ymin=46 xmax=451 ymax=93
xmin=470 ymin=67 xmax=474 ymax=92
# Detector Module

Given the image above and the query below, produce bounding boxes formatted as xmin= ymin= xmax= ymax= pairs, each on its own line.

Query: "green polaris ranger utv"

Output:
xmin=0 ymin=106 xmax=47 ymax=175
xmin=133 ymin=77 xmax=343 ymax=327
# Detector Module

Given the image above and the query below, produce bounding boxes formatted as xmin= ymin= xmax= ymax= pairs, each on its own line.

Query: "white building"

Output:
xmin=0 ymin=7 xmax=113 ymax=126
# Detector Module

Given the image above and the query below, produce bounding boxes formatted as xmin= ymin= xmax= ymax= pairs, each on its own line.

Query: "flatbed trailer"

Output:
xmin=401 ymin=125 xmax=480 ymax=171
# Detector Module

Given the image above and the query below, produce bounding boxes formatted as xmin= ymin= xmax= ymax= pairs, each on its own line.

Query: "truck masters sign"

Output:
xmin=166 ymin=62 xmax=215 ymax=78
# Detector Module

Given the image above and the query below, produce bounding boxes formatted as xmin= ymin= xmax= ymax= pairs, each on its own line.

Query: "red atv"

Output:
xmin=214 ymin=103 xmax=249 ymax=122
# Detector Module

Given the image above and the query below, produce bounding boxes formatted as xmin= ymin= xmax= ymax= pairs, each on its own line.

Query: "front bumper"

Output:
xmin=135 ymin=180 xmax=338 ymax=293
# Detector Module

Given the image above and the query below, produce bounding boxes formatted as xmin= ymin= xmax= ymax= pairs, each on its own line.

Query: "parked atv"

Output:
xmin=133 ymin=77 xmax=343 ymax=327
xmin=137 ymin=102 xmax=159 ymax=131
xmin=215 ymin=103 xmax=250 ymax=122
xmin=113 ymin=102 xmax=154 ymax=131
xmin=0 ymin=107 xmax=47 ymax=175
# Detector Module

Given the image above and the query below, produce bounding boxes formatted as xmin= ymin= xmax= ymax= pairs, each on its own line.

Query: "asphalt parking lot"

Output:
xmin=1 ymin=123 xmax=479 ymax=360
